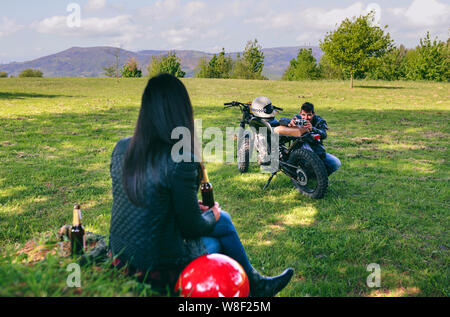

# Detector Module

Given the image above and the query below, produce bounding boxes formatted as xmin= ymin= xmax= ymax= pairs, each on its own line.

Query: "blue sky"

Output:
xmin=0 ymin=0 xmax=449 ymax=63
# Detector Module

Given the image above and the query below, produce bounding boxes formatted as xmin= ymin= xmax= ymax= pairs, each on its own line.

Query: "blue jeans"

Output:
xmin=302 ymin=143 xmax=341 ymax=176
xmin=324 ymin=153 xmax=341 ymax=176
xmin=201 ymin=211 xmax=253 ymax=276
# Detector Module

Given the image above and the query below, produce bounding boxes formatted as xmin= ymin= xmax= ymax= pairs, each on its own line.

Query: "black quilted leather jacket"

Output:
xmin=108 ymin=137 xmax=217 ymax=273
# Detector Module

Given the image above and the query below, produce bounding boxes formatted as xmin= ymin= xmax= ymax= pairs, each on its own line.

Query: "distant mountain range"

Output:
xmin=0 ymin=46 xmax=324 ymax=80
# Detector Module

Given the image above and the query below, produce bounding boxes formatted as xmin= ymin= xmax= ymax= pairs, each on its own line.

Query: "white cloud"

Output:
xmin=32 ymin=14 xmax=145 ymax=47
xmin=296 ymin=32 xmax=323 ymax=45
xmin=185 ymin=1 xmax=206 ymax=17
xmin=24 ymin=0 xmax=449 ymax=54
xmin=85 ymin=0 xmax=107 ymax=12
xmin=162 ymin=27 xmax=196 ymax=46
xmin=137 ymin=0 xmax=227 ymax=49
xmin=270 ymin=12 xmax=296 ymax=29
xmin=242 ymin=2 xmax=374 ymax=33
xmin=0 ymin=17 xmax=24 ymax=37
xmin=139 ymin=0 xmax=181 ymax=20
xmin=389 ymin=0 xmax=450 ymax=28
xmin=301 ymin=2 xmax=367 ymax=31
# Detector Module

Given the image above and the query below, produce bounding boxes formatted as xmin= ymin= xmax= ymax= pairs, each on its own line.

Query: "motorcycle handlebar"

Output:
xmin=223 ymin=101 xmax=248 ymax=109
xmin=224 ymin=101 xmax=283 ymax=112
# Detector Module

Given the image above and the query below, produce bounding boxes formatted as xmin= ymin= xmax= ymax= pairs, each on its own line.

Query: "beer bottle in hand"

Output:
xmin=71 ymin=204 xmax=85 ymax=256
xmin=200 ymin=164 xmax=215 ymax=208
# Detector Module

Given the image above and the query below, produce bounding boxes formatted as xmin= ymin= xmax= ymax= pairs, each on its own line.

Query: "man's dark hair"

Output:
xmin=301 ymin=102 xmax=315 ymax=113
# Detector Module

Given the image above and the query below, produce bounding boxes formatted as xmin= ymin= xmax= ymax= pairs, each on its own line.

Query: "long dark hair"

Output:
xmin=122 ymin=73 xmax=196 ymax=207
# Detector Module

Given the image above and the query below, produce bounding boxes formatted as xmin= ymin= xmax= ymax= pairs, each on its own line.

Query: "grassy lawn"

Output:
xmin=0 ymin=77 xmax=448 ymax=297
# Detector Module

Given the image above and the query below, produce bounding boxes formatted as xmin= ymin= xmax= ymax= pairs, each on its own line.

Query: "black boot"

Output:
xmin=248 ymin=268 xmax=294 ymax=297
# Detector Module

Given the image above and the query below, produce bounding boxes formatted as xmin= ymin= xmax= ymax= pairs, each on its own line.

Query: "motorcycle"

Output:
xmin=224 ymin=101 xmax=328 ymax=199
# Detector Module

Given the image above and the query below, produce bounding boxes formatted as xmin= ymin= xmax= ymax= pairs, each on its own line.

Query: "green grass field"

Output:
xmin=0 ymin=77 xmax=448 ymax=297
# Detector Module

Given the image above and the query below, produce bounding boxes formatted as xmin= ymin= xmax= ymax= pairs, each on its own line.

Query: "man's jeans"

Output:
xmin=323 ymin=153 xmax=341 ymax=176
xmin=302 ymin=143 xmax=341 ymax=176
xmin=201 ymin=211 xmax=253 ymax=276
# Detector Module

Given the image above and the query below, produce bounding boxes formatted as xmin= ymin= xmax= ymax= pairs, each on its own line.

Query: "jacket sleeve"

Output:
xmin=312 ymin=117 xmax=328 ymax=141
xmin=278 ymin=117 xmax=292 ymax=127
xmin=170 ymin=161 xmax=217 ymax=239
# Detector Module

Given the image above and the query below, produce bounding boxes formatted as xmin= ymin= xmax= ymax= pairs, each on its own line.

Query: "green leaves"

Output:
xmin=195 ymin=48 xmax=233 ymax=79
xmin=120 ymin=57 xmax=142 ymax=78
xmin=320 ymin=12 xmax=393 ymax=87
xmin=282 ymin=48 xmax=321 ymax=81
xmin=405 ymin=32 xmax=449 ymax=82
xmin=147 ymin=52 xmax=186 ymax=78
xmin=18 ymin=69 xmax=44 ymax=78
xmin=195 ymin=40 xmax=266 ymax=80
xmin=242 ymin=39 xmax=265 ymax=76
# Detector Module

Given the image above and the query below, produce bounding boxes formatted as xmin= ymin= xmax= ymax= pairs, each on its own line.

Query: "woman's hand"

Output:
xmin=211 ymin=202 xmax=221 ymax=221
xmin=198 ymin=200 xmax=210 ymax=212
xmin=199 ymin=200 xmax=221 ymax=221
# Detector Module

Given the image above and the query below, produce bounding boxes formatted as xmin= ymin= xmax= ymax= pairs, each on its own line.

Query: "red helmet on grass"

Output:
xmin=175 ymin=254 xmax=250 ymax=297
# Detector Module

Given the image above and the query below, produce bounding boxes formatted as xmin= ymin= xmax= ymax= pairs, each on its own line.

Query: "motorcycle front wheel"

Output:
xmin=237 ymin=130 xmax=250 ymax=173
xmin=287 ymin=148 xmax=328 ymax=199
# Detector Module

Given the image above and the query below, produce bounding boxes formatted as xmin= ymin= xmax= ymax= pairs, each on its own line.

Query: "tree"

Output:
xmin=0 ymin=72 xmax=8 ymax=78
xmin=121 ymin=57 xmax=142 ymax=78
xmin=320 ymin=12 xmax=394 ymax=88
xmin=195 ymin=48 xmax=233 ymax=78
xmin=214 ymin=49 xmax=233 ymax=78
xmin=282 ymin=48 xmax=321 ymax=80
xmin=231 ymin=39 xmax=266 ymax=80
xmin=194 ymin=57 xmax=211 ymax=78
xmin=18 ymin=69 xmax=44 ymax=78
xmin=107 ymin=46 xmax=123 ymax=82
xmin=404 ymin=32 xmax=449 ymax=82
xmin=103 ymin=65 xmax=116 ymax=78
xmin=147 ymin=52 xmax=185 ymax=78
xmin=367 ymin=45 xmax=408 ymax=80
xmin=318 ymin=54 xmax=344 ymax=80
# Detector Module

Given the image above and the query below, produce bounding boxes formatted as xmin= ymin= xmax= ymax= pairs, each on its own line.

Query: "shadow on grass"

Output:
xmin=354 ymin=85 xmax=405 ymax=90
xmin=0 ymin=92 xmax=79 ymax=99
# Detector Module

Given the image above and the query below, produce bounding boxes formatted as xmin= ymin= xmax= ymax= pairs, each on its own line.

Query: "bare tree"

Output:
xmin=107 ymin=45 xmax=123 ymax=82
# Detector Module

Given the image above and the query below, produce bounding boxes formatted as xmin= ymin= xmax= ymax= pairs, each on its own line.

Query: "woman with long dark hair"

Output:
xmin=109 ymin=73 xmax=293 ymax=296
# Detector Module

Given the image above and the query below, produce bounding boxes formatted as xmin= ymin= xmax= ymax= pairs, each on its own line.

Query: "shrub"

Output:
xmin=404 ymin=32 xmax=449 ymax=82
xmin=231 ymin=39 xmax=266 ymax=80
xmin=318 ymin=54 xmax=344 ymax=80
xmin=18 ymin=69 xmax=43 ymax=78
xmin=147 ymin=53 xmax=185 ymax=78
xmin=195 ymin=48 xmax=233 ymax=79
xmin=283 ymin=48 xmax=321 ymax=80
xmin=120 ymin=58 xmax=142 ymax=78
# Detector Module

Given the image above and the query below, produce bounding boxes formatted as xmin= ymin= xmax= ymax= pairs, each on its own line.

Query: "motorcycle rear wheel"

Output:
xmin=287 ymin=148 xmax=328 ymax=199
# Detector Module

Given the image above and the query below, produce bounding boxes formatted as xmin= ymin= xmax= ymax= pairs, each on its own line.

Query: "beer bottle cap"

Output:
xmin=74 ymin=204 xmax=81 ymax=209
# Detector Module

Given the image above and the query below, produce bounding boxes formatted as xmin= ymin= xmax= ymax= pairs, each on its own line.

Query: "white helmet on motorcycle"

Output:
xmin=251 ymin=96 xmax=276 ymax=119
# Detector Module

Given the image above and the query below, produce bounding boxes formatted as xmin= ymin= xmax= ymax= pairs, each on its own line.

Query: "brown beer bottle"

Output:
xmin=71 ymin=204 xmax=85 ymax=256
xmin=200 ymin=163 xmax=215 ymax=208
